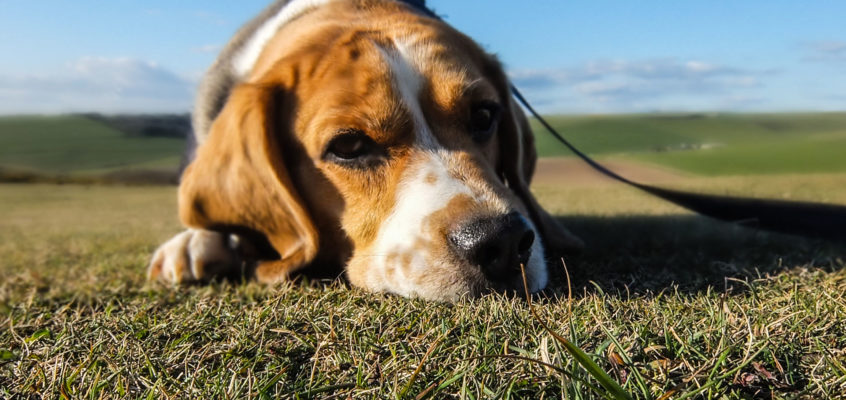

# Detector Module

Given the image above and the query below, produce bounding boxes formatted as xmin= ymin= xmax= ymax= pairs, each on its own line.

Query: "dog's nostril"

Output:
xmin=449 ymin=212 xmax=535 ymax=282
xmin=475 ymin=244 xmax=500 ymax=268
xmin=517 ymin=230 xmax=535 ymax=256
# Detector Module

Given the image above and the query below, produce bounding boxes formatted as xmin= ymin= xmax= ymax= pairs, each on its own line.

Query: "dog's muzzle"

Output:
xmin=448 ymin=211 xmax=535 ymax=283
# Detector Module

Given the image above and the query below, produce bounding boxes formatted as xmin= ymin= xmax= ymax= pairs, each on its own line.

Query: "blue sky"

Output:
xmin=1 ymin=0 xmax=844 ymax=114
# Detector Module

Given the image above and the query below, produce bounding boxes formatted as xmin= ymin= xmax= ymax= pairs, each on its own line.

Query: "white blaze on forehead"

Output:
xmin=366 ymin=38 xmax=455 ymax=295
xmin=380 ymin=37 xmax=439 ymax=149
xmin=233 ymin=0 xmax=333 ymax=78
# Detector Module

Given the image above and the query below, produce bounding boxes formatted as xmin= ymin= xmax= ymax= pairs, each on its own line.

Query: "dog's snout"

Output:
xmin=448 ymin=212 xmax=535 ymax=281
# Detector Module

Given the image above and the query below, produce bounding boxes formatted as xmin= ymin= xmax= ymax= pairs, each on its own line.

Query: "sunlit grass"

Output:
xmin=1 ymin=178 xmax=845 ymax=398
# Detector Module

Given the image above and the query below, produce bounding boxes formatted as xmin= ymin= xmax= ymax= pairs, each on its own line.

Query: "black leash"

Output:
xmin=511 ymin=87 xmax=846 ymax=241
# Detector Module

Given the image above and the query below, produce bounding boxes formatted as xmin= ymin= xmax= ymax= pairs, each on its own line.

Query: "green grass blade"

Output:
xmin=520 ymin=266 xmax=633 ymax=400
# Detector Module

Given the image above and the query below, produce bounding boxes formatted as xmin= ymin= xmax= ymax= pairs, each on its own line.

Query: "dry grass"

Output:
xmin=1 ymin=176 xmax=845 ymax=398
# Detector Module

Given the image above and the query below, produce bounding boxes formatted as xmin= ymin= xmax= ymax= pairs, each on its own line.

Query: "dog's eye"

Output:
xmin=323 ymin=130 xmax=386 ymax=169
xmin=469 ymin=102 xmax=502 ymax=143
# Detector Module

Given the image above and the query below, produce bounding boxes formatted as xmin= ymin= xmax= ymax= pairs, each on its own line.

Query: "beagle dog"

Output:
xmin=148 ymin=0 xmax=582 ymax=301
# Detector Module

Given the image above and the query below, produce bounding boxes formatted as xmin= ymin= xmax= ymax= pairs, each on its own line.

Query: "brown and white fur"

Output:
xmin=148 ymin=0 xmax=582 ymax=301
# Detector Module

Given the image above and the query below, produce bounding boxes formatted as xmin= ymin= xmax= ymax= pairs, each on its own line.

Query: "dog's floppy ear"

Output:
xmin=498 ymin=85 xmax=585 ymax=256
xmin=178 ymin=83 xmax=318 ymax=282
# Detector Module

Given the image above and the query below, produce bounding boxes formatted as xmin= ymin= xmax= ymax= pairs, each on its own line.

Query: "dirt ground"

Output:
xmin=531 ymin=157 xmax=686 ymax=186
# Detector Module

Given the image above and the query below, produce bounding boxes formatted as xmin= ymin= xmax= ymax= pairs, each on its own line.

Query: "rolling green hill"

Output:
xmin=531 ymin=112 xmax=846 ymax=175
xmin=1 ymin=112 xmax=845 ymax=182
xmin=0 ymin=115 xmax=185 ymax=183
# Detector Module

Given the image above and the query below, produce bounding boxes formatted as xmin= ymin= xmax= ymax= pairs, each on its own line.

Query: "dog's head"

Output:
xmin=179 ymin=1 xmax=581 ymax=300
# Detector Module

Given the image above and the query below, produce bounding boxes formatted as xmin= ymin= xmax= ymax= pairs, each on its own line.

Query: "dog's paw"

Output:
xmin=147 ymin=229 xmax=240 ymax=284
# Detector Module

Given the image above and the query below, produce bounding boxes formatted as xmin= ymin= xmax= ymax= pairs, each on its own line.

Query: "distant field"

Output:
xmin=1 ymin=112 xmax=845 ymax=182
xmin=0 ymin=115 xmax=185 ymax=182
xmin=531 ymin=112 xmax=846 ymax=175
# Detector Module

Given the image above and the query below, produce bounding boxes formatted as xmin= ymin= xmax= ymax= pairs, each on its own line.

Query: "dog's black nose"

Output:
xmin=448 ymin=212 xmax=535 ymax=281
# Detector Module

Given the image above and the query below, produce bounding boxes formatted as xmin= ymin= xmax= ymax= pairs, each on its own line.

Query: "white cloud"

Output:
xmin=192 ymin=44 xmax=222 ymax=54
xmin=0 ymin=57 xmax=195 ymax=114
xmin=803 ymin=41 xmax=846 ymax=65
xmin=509 ymin=59 xmax=769 ymax=113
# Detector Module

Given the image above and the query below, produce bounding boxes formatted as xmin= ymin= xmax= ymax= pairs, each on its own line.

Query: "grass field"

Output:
xmin=2 ymin=176 xmax=845 ymax=398
xmin=0 ymin=115 xmax=184 ymax=182
xmin=531 ymin=112 xmax=846 ymax=175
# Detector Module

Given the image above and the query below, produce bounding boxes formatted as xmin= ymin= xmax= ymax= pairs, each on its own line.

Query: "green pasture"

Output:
xmin=0 ymin=115 xmax=184 ymax=177
xmin=532 ymin=112 xmax=846 ymax=175
xmin=631 ymin=135 xmax=846 ymax=175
